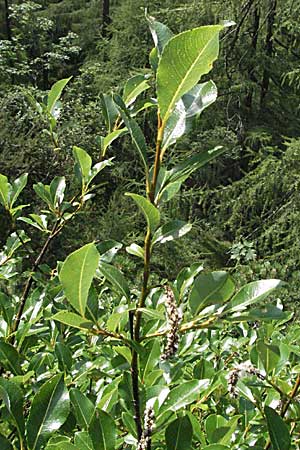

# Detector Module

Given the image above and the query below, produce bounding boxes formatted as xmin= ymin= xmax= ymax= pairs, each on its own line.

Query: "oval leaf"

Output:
xmin=225 ymin=279 xmax=282 ymax=313
xmin=165 ymin=415 xmax=192 ymax=450
xmin=126 ymin=193 xmax=160 ymax=233
xmin=265 ymin=406 xmax=291 ymax=450
xmin=159 ymin=379 xmax=209 ymax=414
xmin=59 ymin=243 xmax=100 ymax=316
xmin=26 ymin=374 xmax=70 ymax=450
xmin=89 ymin=410 xmax=116 ymax=450
xmin=157 ymin=25 xmax=223 ymax=124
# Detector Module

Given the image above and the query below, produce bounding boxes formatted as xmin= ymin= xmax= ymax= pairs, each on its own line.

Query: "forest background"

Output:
xmin=1 ymin=0 xmax=300 ymax=305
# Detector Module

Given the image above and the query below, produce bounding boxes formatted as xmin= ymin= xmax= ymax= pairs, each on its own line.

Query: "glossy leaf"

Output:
xmin=100 ymin=93 xmax=119 ymax=133
xmin=99 ymin=261 xmax=130 ymax=300
xmin=159 ymin=379 xmax=209 ymax=414
xmin=97 ymin=240 xmax=123 ymax=263
xmin=126 ymin=193 xmax=160 ymax=233
xmin=50 ymin=176 xmax=66 ymax=207
xmin=0 ymin=340 xmax=23 ymax=375
xmin=147 ymin=13 xmax=173 ymax=55
xmin=59 ymin=243 xmax=100 ymax=316
xmin=123 ymin=74 xmax=150 ymax=106
xmin=70 ymin=388 xmax=95 ymax=430
xmin=55 ymin=342 xmax=73 ymax=372
xmin=256 ymin=340 xmax=280 ymax=373
xmin=162 ymin=99 xmax=186 ymax=150
xmin=73 ymin=146 xmax=92 ymax=182
xmin=0 ymin=379 xmax=25 ymax=441
xmin=157 ymin=25 xmax=223 ymax=124
xmin=89 ymin=411 xmax=116 ymax=450
xmin=165 ymin=415 xmax=192 ymax=450
xmin=102 ymin=129 xmax=127 ymax=156
xmin=0 ymin=174 xmax=9 ymax=207
xmin=26 ymin=374 xmax=70 ymax=450
xmin=265 ymin=406 xmax=291 ymax=450
xmin=52 ymin=311 xmax=94 ymax=331
xmin=47 ymin=78 xmax=72 ymax=115
xmin=9 ymin=173 xmax=28 ymax=208
xmin=74 ymin=432 xmax=94 ymax=450
xmin=126 ymin=243 xmax=144 ymax=259
xmin=190 ymin=271 xmax=235 ymax=314
xmin=182 ymin=80 xmax=217 ymax=118
xmin=225 ymin=279 xmax=282 ymax=313
xmin=153 ymin=220 xmax=192 ymax=245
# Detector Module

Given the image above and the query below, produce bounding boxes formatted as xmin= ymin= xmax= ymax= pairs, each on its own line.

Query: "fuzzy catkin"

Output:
xmin=161 ymin=286 xmax=182 ymax=360
xmin=137 ymin=406 xmax=155 ymax=450
xmin=227 ymin=361 xmax=265 ymax=398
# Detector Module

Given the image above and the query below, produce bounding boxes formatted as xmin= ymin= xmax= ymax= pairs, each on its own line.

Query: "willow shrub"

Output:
xmin=0 ymin=15 xmax=299 ymax=450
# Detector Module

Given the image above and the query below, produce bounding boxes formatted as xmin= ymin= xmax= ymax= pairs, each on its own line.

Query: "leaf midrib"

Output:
xmin=160 ymin=28 xmax=220 ymax=125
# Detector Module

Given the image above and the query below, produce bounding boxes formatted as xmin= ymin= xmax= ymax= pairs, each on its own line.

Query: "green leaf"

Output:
xmin=97 ymin=240 xmax=123 ymax=263
xmin=0 ymin=379 xmax=25 ymax=441
xmin=52 ymin=311 xmax=94 ymax=331
xmin=59 ymin=243 xmax=100 ymax=316
xmin=70 ymin=388 xmax=95 ymax=430
xmin=87 ymin=159 xmax=114 ymax=187
xmin=0 ymin=174 xmax=9 ymax=207
xmin=123 ymin=74 xmax=150 ymax=106
xmin=50 ymin=176 xmax=66 ymax=207
xmin=225 ymin=279 xmax=282 ymax=313
xmin=102 ymin=129 xmax=127 ymax=157
xmin=146 ymin=13 xmax=173 ymax=55
xmin=264 ymin=406 xmax=291 ymax=450
xmin=99 ymin=261 xmax=130 ymax=300
xmin=126 ymin=193 xmax=160 ymax=233
xmin=202 ymin=446 xmax=230 ymax=450
xmin=89 ymin=411 xmax=116 ymax=450
xmin=165 ymin=415 xmax=192 ymax=450
xmin=157 ymin=147 xmax=225 ymax=203
xmin=55 ymin=342 xmax=73 ymax=372
xmin=159 ymin=379 xmax=209 ymax=414
xmin=126 ymin=243 xmax=144 ymax=259
xmin=74 ymin=432 xmax=94 ymax=450
xmin=189 ymin=271 xmax=235 ymax=314
xmin=157 ymin=25 xmax=223 ymax=124
xmin=153 ymin=220 xmax=192 ymax=245
xmin=47 ymin=78 xmax=72 ymax=115
xmin=256 ymin=340 xmax=280 ymax=373
xmin=161 ymin=99 xmax=186 ymax=150
xmin=167 ymin=146 xmax=225 ymax=185
xmin=182 ymin=80 xmax=217 ymax=118
xmin=100 ymin=94 xmax=119 ymax=133
xmin=9 ymin=173 xmax=28 ymax=208
xmin=33 ymin=183 xmax=53 ymax=208
xmin=0 ymin=434 xmax=13 ymax=450
xmin=26 ymin=374 xmax=70 ymax=450
xmin=0 ymin=340 xmax=23 ymax=375
xmin=73 ymin=146 xmax=92 ymax=182
xmin=114 ymin=96 xmax=148 ymax=172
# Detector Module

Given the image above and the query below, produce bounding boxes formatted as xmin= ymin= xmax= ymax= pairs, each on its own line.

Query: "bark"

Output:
xmin=4 ymin=0 xmax=12 ymax=40
xmin=245 ymin=5 xmax=260 ymax=108
xmin=102 ymin=0 xmax=111 ymax=38
xmin=260 ymin=0 xmax=277 ymax=108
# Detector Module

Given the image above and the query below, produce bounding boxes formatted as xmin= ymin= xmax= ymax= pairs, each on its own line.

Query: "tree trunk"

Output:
xmin=102 ymin=0 xmax=111 ymax=38
xmin=260 ymin=0 xmax=277 ymax=108
xmin=4 ymin=0 xmax=12 ymax=40
xmin=245 ymin=5 xmax=260 ymax=108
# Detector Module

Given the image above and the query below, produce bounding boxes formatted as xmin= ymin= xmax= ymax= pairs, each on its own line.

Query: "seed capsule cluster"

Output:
xmin=161 ymin=286 xmax=182 ymax=361
xmin=227 ymin=361 xmax=265 ymax=398
xmin=137 ymin=406 xmax=155 ymax=450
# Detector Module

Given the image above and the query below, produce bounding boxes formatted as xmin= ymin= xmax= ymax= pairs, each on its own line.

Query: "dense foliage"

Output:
xmin=1 ymin=1 xmax=300 ymax=449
